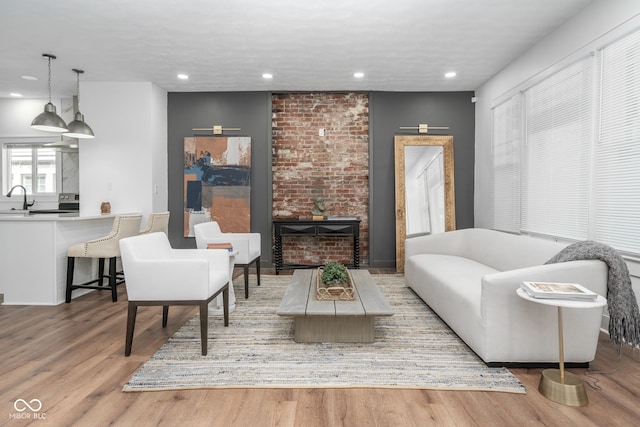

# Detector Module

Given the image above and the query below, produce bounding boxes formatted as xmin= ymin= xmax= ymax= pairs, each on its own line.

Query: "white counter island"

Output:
xmin=0 ymin=213 xmax=130 ymax=305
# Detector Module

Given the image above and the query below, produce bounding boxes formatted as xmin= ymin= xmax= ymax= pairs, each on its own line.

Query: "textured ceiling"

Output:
xmin=0 ymin=0 xmax=593 ymax=99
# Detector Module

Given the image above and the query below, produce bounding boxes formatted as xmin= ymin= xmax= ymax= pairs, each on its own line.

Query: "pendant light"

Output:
xmin=64 ymin=69 xmax=95 ymax=139
xmin=31 ymin=54 xmax=68 ymax=133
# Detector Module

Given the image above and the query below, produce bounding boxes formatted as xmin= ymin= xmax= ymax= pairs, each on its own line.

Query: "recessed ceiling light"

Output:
xmin=22 ymin=75 xmax=38 ymax=81
xmin=353 ymin=72 xmax=365 ymax=78
xmin=177 ymin=74 xmax=189 ymax=80
xmin=444 ymin=71 xmax=457 ymax=78
xmin=10 ymin=93 xmax=23 ymax=97
xmin=262 ymin=73 xmax=273 ymax=79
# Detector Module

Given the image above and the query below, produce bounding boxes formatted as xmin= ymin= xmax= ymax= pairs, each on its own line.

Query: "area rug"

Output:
xmin=123 ymin=274 xmax=525 ymax=393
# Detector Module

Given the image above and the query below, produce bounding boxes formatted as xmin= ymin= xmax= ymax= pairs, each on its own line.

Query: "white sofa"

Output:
xmin=404 ymin=228 xmax=608 ymax=365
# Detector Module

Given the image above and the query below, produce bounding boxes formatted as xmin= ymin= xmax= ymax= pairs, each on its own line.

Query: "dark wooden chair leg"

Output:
xmin=162 ymin=306 xmax=169 ymax=327
xmin=256 ymin=257 xmax=261 ymax=286
xmin=65 ymin=257 xmax=75 ymax=303
xmin=98 ymin=258 xmax=106 ymax=286
xmin=244 ymin=265 xmax=249 ymax=299
xmin=109 ymin=257 xmax=118 ymax=302
xmin=223 ymin=285 xmax=229 ymax=327
xmin=125 ymin=302 xmax=137 ymax=356
xmin=199 ymin=303 xmax=208 ymax=355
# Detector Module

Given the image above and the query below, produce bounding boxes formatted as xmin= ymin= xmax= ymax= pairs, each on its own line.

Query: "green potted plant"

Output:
xmin=321 ymin=261 xmax=349 ymax=286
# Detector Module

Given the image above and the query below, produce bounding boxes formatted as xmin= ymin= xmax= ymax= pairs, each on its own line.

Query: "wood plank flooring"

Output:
xmin=1 ymin=272 xmax=639 ymax=426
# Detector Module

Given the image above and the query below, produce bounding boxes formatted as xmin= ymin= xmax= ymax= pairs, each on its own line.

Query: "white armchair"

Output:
xmin=119 ymin=232 xmax=230 ymax=356
xmin=194 ymin=221 xmax=261 ymax=299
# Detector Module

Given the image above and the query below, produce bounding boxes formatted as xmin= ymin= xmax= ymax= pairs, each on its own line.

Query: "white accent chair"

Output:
xmin=139 ymin=211 xmax=170 ymax=235
xmin=194 ymin=221 xmax=261 ymax=299
xmin=119 ymin=232 xmax=230 ymax=356
xmin=66 ymin=214 xmax=143 ymax=303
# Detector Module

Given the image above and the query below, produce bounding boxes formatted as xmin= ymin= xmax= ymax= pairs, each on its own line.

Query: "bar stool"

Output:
xmin=139 ymin=211 xmax=170 ymax=235
xmin=65 ymin=214 xmax=142 ymax=303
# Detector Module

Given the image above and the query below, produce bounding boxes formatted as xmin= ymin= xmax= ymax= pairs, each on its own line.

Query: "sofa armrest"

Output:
xmin=478 ymin=259 xmax=608 ymax=362
xmin=481 ymin=259 xmax=608 ymax=321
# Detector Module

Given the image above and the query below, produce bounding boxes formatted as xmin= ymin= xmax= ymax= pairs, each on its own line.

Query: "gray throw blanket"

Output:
xmin=545 ymin=240 xmax=640 ymax=348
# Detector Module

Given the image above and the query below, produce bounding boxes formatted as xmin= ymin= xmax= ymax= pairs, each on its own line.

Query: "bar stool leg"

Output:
xmin=65 ymin=257 xmax=75 ymax=303
xmin=109 ymin=257 xmax=118 ymax=302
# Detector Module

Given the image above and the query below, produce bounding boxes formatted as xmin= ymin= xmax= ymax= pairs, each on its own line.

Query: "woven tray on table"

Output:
xmin=316 ymin=267 xmax=355 ymax=301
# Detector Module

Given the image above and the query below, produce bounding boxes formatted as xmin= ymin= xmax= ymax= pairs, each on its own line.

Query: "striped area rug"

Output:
xmin=123 ymin=274 xmax=525 ymax=393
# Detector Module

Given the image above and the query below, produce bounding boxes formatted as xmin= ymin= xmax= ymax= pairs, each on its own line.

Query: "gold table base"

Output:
xmin=538 ymin=368 xmax=588 ymax=406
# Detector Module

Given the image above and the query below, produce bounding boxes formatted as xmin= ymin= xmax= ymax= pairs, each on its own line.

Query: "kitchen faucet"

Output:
xmin=6 ymin=185 xmax=35 ymax=210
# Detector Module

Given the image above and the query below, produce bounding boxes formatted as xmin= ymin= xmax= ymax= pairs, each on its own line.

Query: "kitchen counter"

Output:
xmin=0 ymin=213 xmax=137 ymax=305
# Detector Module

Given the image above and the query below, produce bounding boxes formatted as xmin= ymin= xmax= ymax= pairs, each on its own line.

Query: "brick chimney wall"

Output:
xmin=272 ymin=93 xmax=369 ymax=266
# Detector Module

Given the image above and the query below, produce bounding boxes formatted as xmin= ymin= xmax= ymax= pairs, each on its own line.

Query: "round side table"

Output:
xmin=516 ymin=287 xmax=606 ymax=406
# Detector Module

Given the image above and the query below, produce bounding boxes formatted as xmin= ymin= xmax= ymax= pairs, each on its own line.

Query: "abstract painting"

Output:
xmin=183 ymin=136 xmax=251 ymax=236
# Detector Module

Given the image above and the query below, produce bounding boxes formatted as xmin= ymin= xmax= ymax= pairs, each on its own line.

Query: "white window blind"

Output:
xmin=491 ymin=94 xmax=521 ymax=233
xmin=521 ymin=57 xmax=593 ymax=240
xmin=596 ymin=30 xmax=640 ymax=254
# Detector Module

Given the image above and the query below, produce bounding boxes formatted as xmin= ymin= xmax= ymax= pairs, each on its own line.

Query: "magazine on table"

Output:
xmin=520 ymin=281 xmax=598 ymax=301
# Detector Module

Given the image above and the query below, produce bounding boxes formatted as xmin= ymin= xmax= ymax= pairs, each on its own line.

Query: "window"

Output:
xmin=4 ymin=144 xmax=57 ymax=195
xmin=491 ymin=94 xmax=522 ymax=233
xmin=595 ymin=30 xmax=640 ymax=254
xmin=521 ymin=57 xmax=593 ymax=240
xmin=490 ymin=27 xmax=640 ymax=256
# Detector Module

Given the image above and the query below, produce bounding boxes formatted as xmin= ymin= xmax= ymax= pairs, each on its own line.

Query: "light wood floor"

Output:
xmin=2 ymin=272 xmax=639 ymax=427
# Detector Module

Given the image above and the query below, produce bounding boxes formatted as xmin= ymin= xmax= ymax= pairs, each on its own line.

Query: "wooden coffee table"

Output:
xmin=276 ymin=269 xmax=394 ymax=343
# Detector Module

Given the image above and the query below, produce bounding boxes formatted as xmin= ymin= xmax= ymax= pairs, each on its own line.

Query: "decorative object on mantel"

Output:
xmin=63 ymin=69 xmax=95 ymax=139
xmin=399 ymin=123 xmax=450 ymax=134
xmin=310 ymin=196 xmax=327 ymax=220
xmin=317 ymin=261 xmax=355 ymax=301
xmin=100 ymin=202 xmax=111 ymax=214
xmin=123 ymin=274 xmax=525 ymax=393
xmin=31 ymin=54 xmax=68 ymax=133
xmin=192 ymin=124 xmax=241 ymax=135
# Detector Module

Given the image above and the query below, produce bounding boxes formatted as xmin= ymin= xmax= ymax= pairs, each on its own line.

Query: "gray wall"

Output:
xmin=369 ymin=92 xmax=475 ymax=268
xmin=167 ymin=92 xmax=272 ymax=257
xmin=167 ymin=91 xmax=474 ymax=268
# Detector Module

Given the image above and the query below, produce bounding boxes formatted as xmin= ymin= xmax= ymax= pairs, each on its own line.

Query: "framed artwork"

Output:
xmin=183 ymin=136 xmax=251 ymax=236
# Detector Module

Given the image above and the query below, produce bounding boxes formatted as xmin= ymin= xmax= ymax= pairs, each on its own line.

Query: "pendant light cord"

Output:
xmin=47 ymin=56 xmax=52 ymax=103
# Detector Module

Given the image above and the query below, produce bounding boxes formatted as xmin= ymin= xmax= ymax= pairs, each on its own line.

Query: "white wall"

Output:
xmin=80 ymin=82 xmax=168 ymax=226
xmin=474 ymin=0 xmax=640 ymax=331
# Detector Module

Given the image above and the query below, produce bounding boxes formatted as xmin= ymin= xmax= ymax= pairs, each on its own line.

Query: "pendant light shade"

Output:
xmin=64 ymin=69 xmax=95 ymax=139
xmin=31 ymin=54 xmax=68 ymax=133
xmin=65 ymin=112 xmax=95 ymax=139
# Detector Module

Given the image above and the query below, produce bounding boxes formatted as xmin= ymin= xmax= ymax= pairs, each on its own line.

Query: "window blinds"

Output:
xmin=521 ymin=57 xmax=593 ymax=240
xmin=491 ymin=94 xmax=521 ymax=233
xmin=596 ymin=30 xmax=640 ymax=254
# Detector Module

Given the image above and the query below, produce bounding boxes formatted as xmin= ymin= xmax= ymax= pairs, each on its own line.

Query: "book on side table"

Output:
xmin=520 ymin=281 xmax=598 ymax=301
xmin=207 ymin=242 xmax=234 ymax=252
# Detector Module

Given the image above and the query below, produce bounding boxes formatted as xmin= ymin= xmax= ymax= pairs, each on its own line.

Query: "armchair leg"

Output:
xmin=125 ymin=302 xmax=138 ymax=356
xmin=162 ymin=306 xmax=169 ymax=327
xmin=243 ymin=265 xmax=250 ymax=299
xmin=199 ymin=303 xmax=208 ymax=356
xmin=223 ymin=285 xmax=229 ymax=327
xmin=256 ymin=257 xmax=261 ymax=287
